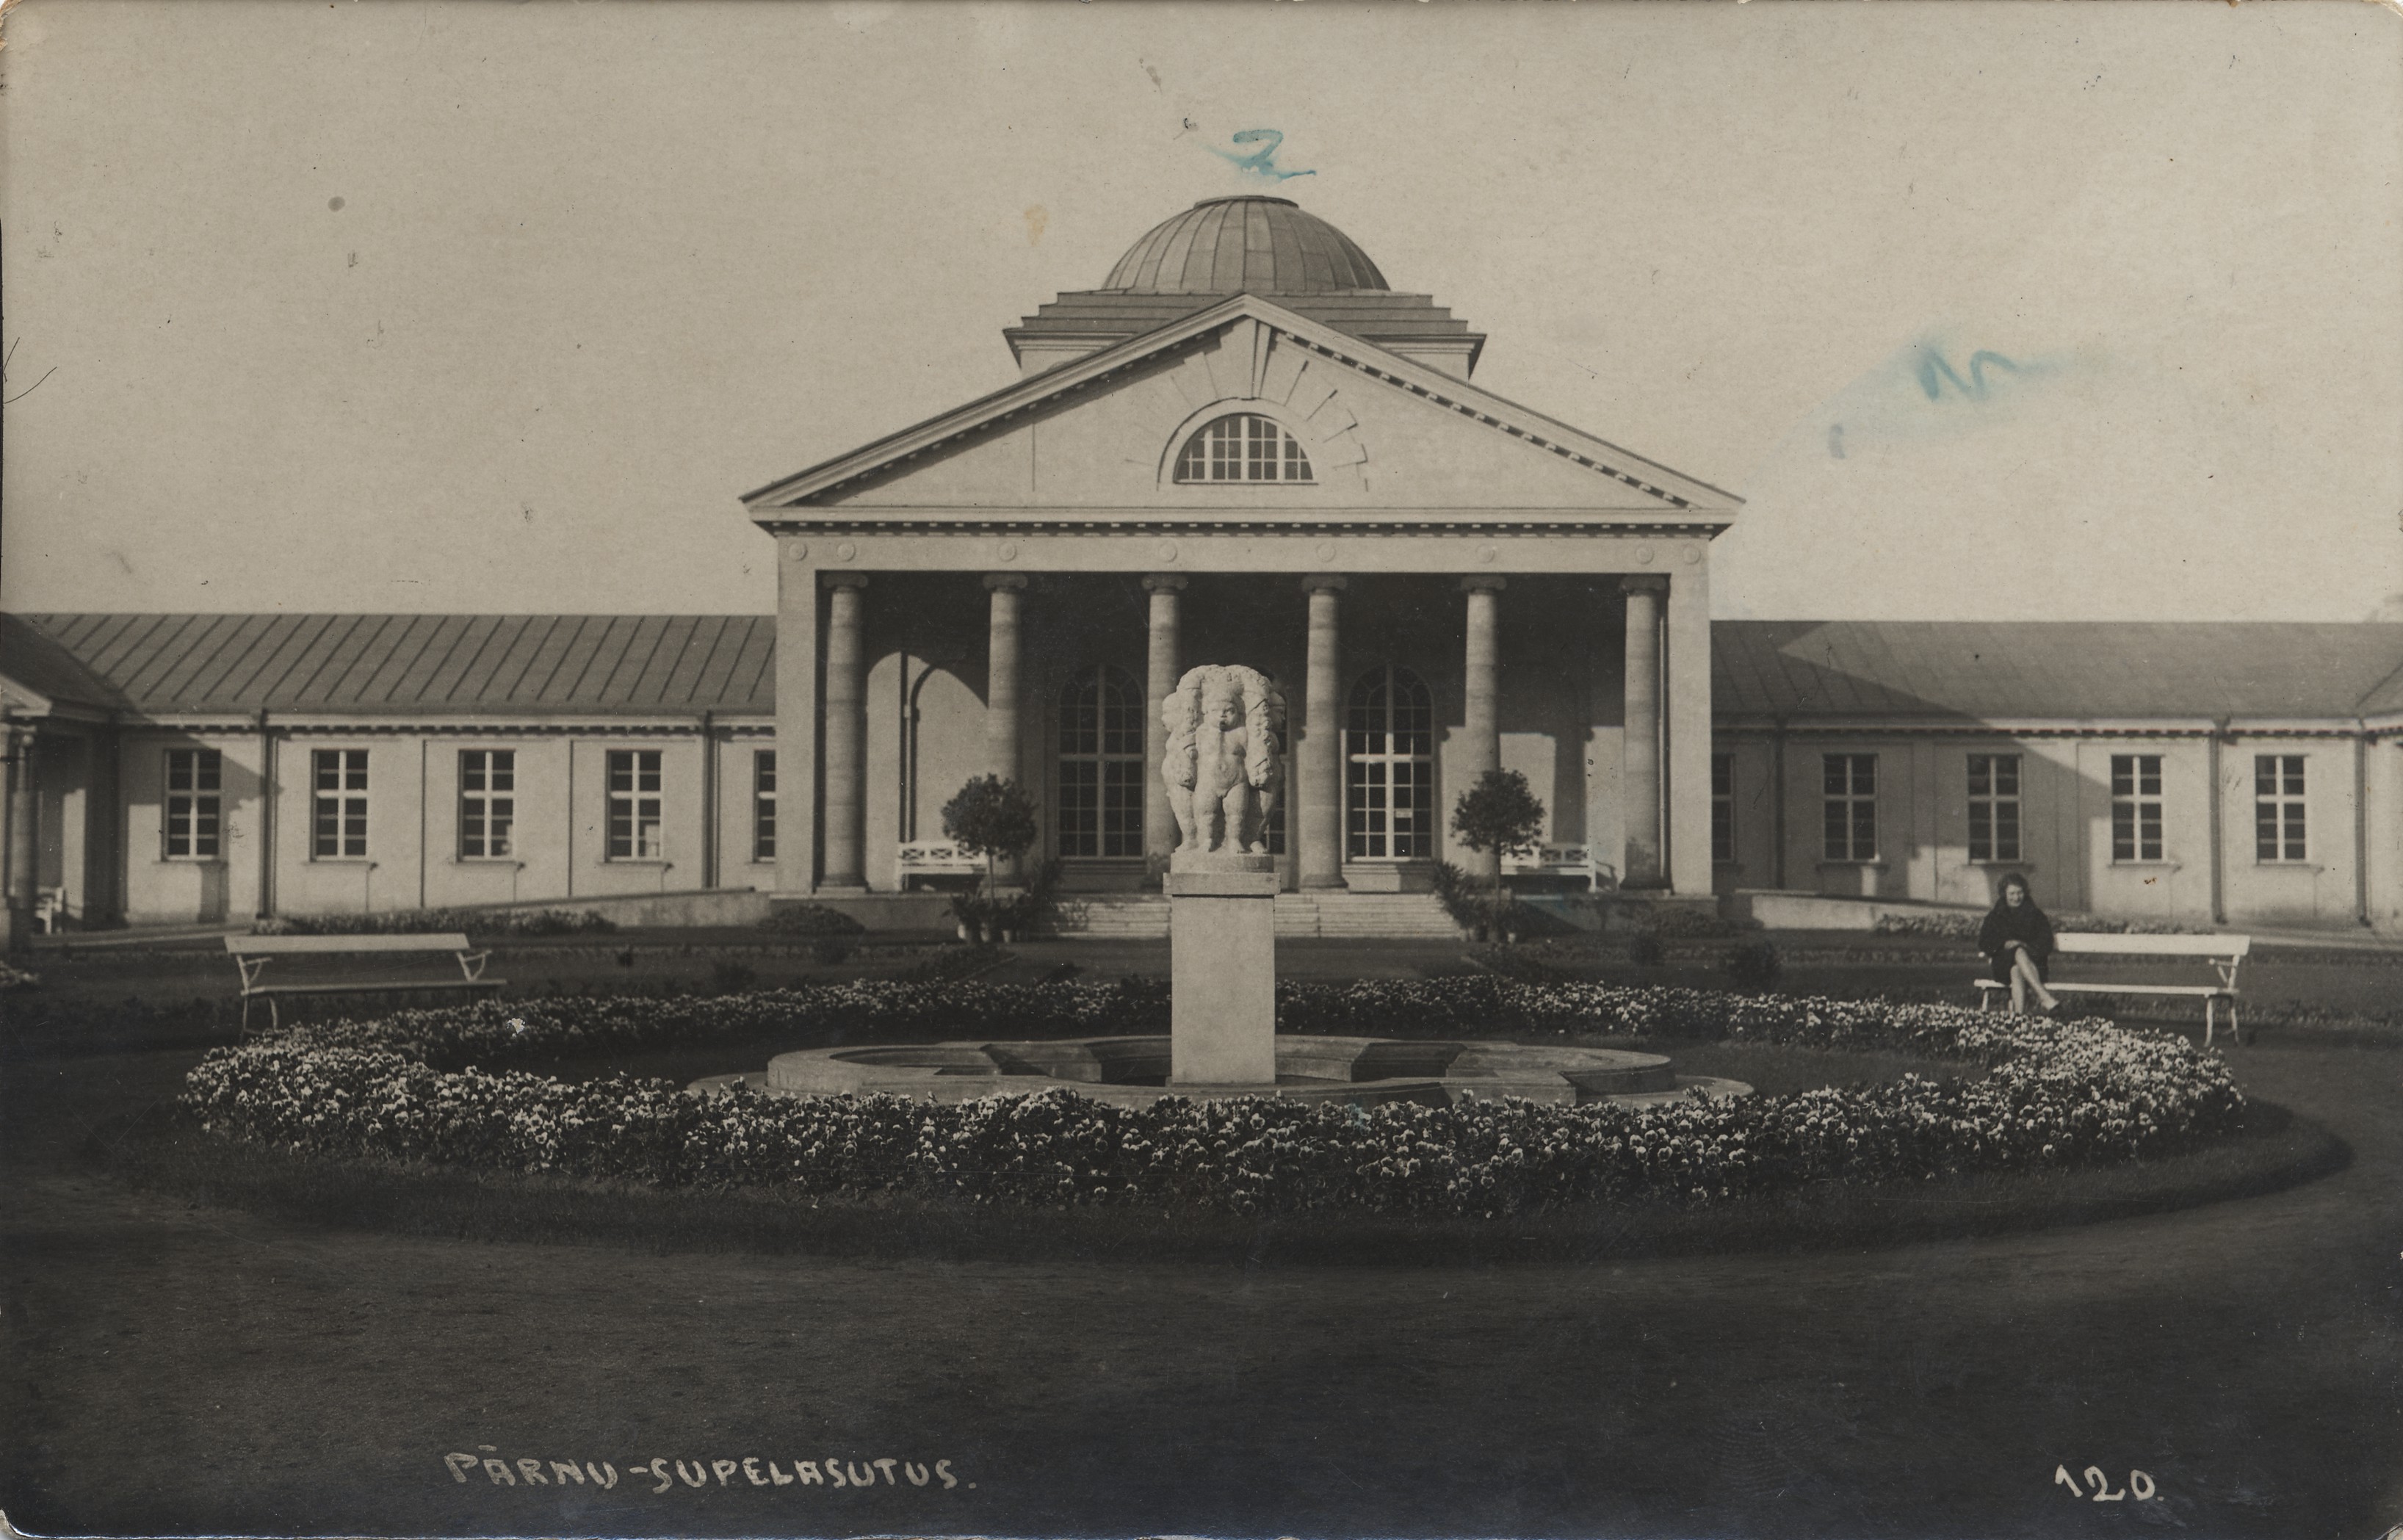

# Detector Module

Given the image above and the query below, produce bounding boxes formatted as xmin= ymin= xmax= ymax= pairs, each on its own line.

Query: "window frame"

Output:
xmin=1966 ymin=752 xmax=2023 ymax=864
xmin=1821 ymin=753 xmax=1879 ymax=863
xmin=457 ymin=748 xmax=516 ymax=861
xmin=163 ymin=748 xmax=223 ymax=861
xmin=1171 ymin=413 xmax=1315 ymax=485
xmin=1057 ymin=665 xmax=1146 ymax=859
xmin=605 ymin=748 xmax=665 ymax=861
xmin=311 ymin=748 xmax=370 ymax=860
xmin=1345 ymin=664 xmax=1436 ymax=861
xmin=752 ymin=749 xmax=777 ymax=865
xmin=1710 ymin=751 xmax=1735 ymax=865
xmin=2252 ymin=753 xmax=2307 ymax=864
xmin=2109 ymin=753 xmax=2166 ymax=863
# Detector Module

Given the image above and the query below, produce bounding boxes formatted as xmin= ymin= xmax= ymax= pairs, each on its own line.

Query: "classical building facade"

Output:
xmin=4 ymin=198 xmax=2400 ymax=943
xmin=742 ymin=196 xmax=1736 ymax=904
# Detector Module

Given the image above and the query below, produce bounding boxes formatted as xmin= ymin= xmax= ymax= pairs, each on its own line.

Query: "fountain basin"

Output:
xmin=692 ymin=1036 xmax=1749 ymax=1108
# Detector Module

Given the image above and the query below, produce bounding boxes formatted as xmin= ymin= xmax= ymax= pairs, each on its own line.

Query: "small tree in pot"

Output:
xmin=1448 ymin=769 xmax=1547 ymax=942
xmin=941 ymin=775 xmax=1039 ymax=941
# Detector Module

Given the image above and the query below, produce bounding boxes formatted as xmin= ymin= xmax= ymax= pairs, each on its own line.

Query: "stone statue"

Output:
xmin=1162 ymin=664 xmax=1285 ymax=857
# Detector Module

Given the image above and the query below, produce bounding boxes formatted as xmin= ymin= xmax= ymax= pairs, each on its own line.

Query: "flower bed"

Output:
xmin=178 ymin=979 xmax=2244 ymax=1218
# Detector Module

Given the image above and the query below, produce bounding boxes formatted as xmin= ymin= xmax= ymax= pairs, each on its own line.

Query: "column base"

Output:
xmin=814 ymin=883 xmax=870 ymax=897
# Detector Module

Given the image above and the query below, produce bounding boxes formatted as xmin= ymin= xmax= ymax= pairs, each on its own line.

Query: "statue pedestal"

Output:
xmin=1166 ymin=853 xmax=1279 ymax=1087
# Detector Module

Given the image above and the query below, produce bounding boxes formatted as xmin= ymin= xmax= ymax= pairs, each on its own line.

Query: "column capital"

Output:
xmin=1299 ymin=574 xmax=1349 ymax=594
xmin=1141 ymin=574 xmax=1188 ymax=594
xmin=823 ymin=571 xmax=870 ymax=590
xmin=1619 ymin=574 xmax=1669 ymax=596
xmin=1460 ymin=575 xmax=1508 ymax=594
xmin=981 ymin=573 xmax=1027 ymax=593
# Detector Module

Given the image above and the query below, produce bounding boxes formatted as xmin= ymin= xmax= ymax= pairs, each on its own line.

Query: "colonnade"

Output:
xmin=798 ymin=570 xmax=1674 ymax=895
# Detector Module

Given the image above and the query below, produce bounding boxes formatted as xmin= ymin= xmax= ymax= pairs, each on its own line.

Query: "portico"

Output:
xmin=744 ymin=197 xmax=1737 ymax=903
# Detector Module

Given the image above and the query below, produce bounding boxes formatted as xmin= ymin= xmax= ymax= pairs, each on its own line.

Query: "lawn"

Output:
xmin=4 ymin=941 xmax=2400 ymax=1538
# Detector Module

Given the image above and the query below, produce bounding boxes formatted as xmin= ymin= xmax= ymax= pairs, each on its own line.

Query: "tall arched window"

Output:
xmin=1058 ymin=665 xmax=1144 ymax=857
xmin=1173 ymin=413 xmax=1313 ymax=482
xmin=1346 ymin=665 xmax=1434 ymax=860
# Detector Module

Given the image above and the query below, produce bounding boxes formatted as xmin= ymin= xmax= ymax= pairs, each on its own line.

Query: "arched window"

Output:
xmin=1058 ymin=665 xmax=1144 ymax=857
xmin=1173 ymin=413 xmax=1313 ymax=483
xmin=1345 ymin=665 xmax=1434 ymax=860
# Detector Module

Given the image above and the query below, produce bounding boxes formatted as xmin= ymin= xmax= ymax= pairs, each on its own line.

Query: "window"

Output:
xmin=311 ymin=749 xmax=369 ymax=858
xmin=1058 ymin=666 xmax=1145 ymax=858
xmin=607 ymin=749 xmax=663 ymax=859
xmin=1710 ymin=752 xmax=1735 ymax=864
xmin=1822 ymin=753 xmax=1877 ymax=861
xmin=1173 ymin=413 xmax=1312 ymax=483
xmin=458 ymin=749 xmax=515 ymax=859
xmin=1346 ymin=665 xmax=1434 ymax=860
xmin=1967 ymin=753 xmax=2022 ymax=863
xmin=164 ymin=749 xmax=222 ymax=859
xmin=2255 ymin=754 xmax=2305 ymax=862
xmin=753 ymin=751 xmax=777 ymax=864
xmin=2110 ymin=753 xmax=2164 ymax=862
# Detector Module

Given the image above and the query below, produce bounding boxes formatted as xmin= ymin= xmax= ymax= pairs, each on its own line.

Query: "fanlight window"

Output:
xmin=1174 ymin=413 xmax=1313 ymax=483
xmin=1058 ymin=665 xmax=1145 ymax=858
xmin=1346 ymin=665 xmax=1434 ymax=860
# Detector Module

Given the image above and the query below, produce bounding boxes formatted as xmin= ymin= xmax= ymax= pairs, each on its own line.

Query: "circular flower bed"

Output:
xmin=178 ymin=979 xmax=2244 ymax=1219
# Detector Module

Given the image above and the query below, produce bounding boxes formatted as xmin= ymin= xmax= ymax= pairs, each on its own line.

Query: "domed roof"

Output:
xmin=1101 ymin=196 xmax=1388 ymax=296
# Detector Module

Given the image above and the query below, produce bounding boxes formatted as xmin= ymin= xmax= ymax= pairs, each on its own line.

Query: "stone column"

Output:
xmin=1460 ymin=576 xmax=1507 ymax=883
xmin=4 ymin=721 xmax=37 ymax=950
xmin=772 ymin=538 xmax=820 ymax=896
xmin=1622 ymin=576 xmax=1669 ymax=889
xmin=983 ymin=574 xmax=1027 ymax=882
xmin=820 ymin=574 xmax=869 ymax=892
xmin=1141 ymin=575 xmax=1185 ymax=873
xmin=1298 ymin=576 xmax=1348 ymax=890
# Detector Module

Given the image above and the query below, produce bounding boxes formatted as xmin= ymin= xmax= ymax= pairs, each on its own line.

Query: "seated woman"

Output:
xmin=1979 ymin=872 xmax=2061 ymax=1015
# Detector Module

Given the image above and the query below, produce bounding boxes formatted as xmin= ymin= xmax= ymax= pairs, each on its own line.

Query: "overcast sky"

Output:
xmin=2 ymin=0 xmax=2397 ymax=621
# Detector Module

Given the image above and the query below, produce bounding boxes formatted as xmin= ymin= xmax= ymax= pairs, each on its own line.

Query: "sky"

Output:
xmin=1 ymin=0 xmax=2398 ymax=622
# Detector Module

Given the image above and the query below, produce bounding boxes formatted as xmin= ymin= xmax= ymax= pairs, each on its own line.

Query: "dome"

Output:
xmin=1100 ymin=196 xmax=1388 ymax=296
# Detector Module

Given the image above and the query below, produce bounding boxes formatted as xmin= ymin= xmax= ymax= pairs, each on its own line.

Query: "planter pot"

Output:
xmin=979 ymin=925 xmax=996 ymax=944
xmin=955 ymin=922 xmax=971 ymax=942
xmin=1000 ymin=928 xmax=1016 ymax=944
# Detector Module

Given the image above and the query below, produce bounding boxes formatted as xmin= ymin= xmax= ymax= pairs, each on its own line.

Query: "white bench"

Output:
xmin=897 ymin=839 xmax=984 ymax=889
xmin=1976 ymin=932 xmax=2250 ymax=1046
xmin=225 ymin=932 xmax=503 ymax=1032
xmin=1503 ymin=843 xmax=1616 ymax=892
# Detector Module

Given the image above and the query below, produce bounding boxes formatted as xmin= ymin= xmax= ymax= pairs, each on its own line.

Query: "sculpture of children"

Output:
xmin=1162 ymin=664 xmax=1284 ymax=856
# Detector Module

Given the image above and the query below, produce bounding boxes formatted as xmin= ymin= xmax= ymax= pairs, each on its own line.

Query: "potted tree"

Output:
xmin=940 ymin=775 xmax=1039 ymax=944
xmin=1448 ymin=769 xmax=1546 ymax=944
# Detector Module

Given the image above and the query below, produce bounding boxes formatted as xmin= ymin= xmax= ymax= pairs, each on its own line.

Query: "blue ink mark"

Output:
xmin=1916 ymin=347 xmax=2024 ymax=402
xmin=1208 ymin=128 xmax=1315 ymax=183
xmin=1826 ymin=424 xmax=1846 ymax=460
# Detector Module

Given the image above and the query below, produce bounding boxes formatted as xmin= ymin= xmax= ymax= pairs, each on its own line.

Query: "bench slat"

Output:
xmin=227 ymin=933 xmax=478 ymax=955
xmin=243 ymin=978 xmax=507 ymax=997
xmin=2051 ymin=933 xmax=2250 ymax=958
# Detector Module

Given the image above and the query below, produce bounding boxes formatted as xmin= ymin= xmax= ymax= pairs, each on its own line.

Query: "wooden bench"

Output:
xmin=225 ymin=933 xmax=505 ymax=1031
xmin=897 ymin=839 xmax=984 ymax=890
xmin=1503 ymin=843 xmax=1617 ymax=892
xmin=1976 ymin=933 xmax=2250 ymax=1046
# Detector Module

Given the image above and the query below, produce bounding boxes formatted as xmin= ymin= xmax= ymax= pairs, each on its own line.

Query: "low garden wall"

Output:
xmin=179 ymin=979 xmax=2245 ymax=1219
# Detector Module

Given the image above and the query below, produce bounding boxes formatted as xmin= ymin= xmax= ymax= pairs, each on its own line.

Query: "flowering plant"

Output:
xmin=181 ymin=977 xmax=2245 ymax=1219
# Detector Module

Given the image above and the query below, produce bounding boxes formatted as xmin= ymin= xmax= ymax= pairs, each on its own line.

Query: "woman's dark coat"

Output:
xmin=1979 ymin=894 xmax=2055 ymax=982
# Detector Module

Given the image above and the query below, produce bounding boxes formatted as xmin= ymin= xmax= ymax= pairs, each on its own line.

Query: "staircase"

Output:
xmin=1051 ymin=892 xmax=1461 ymax=941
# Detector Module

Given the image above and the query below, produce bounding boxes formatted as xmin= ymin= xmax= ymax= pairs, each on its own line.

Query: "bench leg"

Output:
xmin=2203 ymin=997 xmax=2216 ymax=1049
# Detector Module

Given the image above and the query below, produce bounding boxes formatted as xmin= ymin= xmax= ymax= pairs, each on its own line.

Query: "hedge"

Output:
xmin=178 ymin=979 xmax=2245 ymax=1218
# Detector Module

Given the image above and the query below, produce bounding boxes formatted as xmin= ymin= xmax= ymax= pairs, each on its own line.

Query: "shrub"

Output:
xmin=1450 ymin=769 xmax=1546 ymax=863
xmin=1432 ymin=860 xmax=1520 ymax=938
xmin=709 ymin=960 xmax=760 ymax=994
xmin=757 ymin=904 xmax=865 ymax=937
xmin=180 ymin=977 xmax=2245 ymax=1220
xmin=254 ymin=908 xmax=618 ymax=938
xmin=1627 ymin=934 xmax=1666 ymax=968
xmin=1873 ymin=911 xmax=2214 ymax=940
xmin=1721 ymin=941 xmax=1784 ymax=991
xmin=941 ymin=776 xmax=1039 ymax=895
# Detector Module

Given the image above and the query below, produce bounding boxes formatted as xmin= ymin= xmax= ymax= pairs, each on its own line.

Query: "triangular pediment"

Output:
xmin=742 ymin=295 xmax=1738 ymax=522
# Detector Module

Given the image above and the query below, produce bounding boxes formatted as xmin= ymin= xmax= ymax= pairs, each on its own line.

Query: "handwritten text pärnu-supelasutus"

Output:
xmin=444 ymin=1450 xmax=966 ymax=1494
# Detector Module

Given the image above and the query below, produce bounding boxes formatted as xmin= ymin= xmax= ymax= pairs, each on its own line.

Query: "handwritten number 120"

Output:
xmin=2056 ymin=1465 xmax=2157 ymax=1501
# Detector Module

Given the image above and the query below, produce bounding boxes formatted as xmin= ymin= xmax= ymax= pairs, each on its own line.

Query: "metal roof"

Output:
xmin=12 ymin=614 xmax=2398 ymax=726
xmin=9 ymin=615 xmax=776 ymax=718
xmin=1102 ymin=197 xmax=1387 ymax=296
xmin=1712 ymin=621 xmax=2403 ymax=722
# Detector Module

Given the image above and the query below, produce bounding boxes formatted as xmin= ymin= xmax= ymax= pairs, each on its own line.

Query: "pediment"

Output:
xmin=742 ymin=296 xmax=1738 ymax=523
